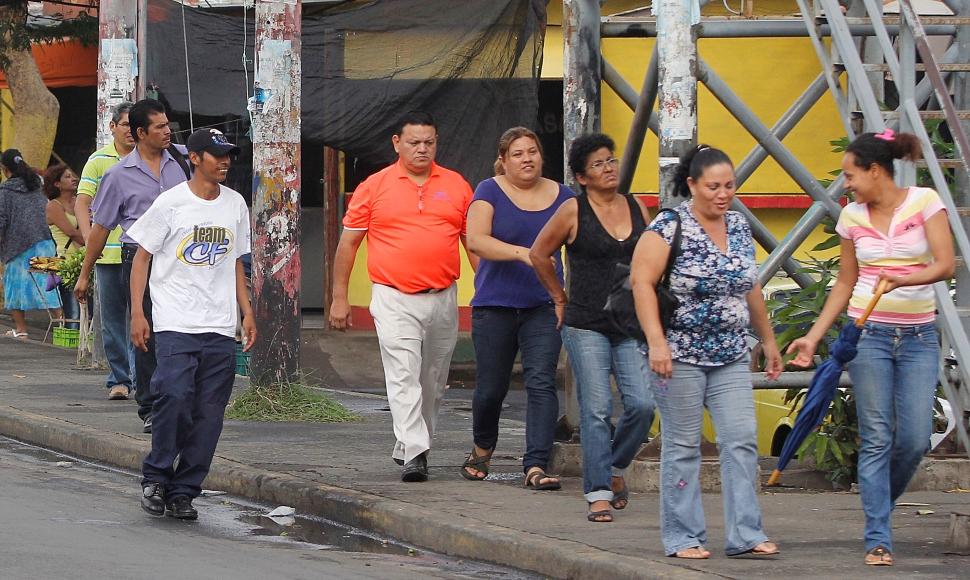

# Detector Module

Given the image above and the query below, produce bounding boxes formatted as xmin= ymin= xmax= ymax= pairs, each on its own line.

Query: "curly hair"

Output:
xmin=567 ymin=133 xmax=615 ymax=182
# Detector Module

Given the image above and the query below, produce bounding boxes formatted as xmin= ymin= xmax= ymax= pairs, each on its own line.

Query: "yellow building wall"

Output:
xmin=348 ymin=2 xmax=843 ymax=308
xmin=0 ymin=89 xmax=12 ymax=152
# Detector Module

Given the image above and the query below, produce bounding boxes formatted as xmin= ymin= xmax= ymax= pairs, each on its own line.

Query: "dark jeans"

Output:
xmin=122 ymin=244 xmax=155 ymax=420
xmin=471 ymin=304 xmax=561 ymax=472
xmin=141 ymin=331 xmax=236 ymax=499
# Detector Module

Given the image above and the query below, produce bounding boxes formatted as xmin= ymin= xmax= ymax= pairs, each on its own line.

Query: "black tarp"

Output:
xmin=146 ymin=0 xmax=546 ymax=197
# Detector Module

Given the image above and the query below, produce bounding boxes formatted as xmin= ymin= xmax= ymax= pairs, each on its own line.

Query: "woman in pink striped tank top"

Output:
xmin=788 ymin=130 xmax=955 ymax=566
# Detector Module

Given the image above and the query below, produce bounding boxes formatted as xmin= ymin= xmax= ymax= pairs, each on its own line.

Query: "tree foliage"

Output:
xmin=0 ymin=1 xmax=98 ymax=71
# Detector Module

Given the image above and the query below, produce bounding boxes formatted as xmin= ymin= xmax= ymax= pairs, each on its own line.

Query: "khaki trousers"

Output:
xmin=370 ymin=283 xmax=458 ymax=464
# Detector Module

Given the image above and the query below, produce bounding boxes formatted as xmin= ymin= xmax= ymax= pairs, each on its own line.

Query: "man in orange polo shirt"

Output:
xmin=329 ymin=111 xmax=476 ymax=482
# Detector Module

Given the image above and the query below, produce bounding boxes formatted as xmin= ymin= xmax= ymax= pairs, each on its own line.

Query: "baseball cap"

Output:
xmin=186 ymin=128 xmax=240 ymax=156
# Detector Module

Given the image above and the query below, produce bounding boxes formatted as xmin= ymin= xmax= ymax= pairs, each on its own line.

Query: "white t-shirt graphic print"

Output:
xmin=127 ymin=182 xmax=251 ymax=337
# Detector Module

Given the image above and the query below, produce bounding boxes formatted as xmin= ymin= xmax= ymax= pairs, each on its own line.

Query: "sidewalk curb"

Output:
xmin=0 ymin=405 xmax=712 ymax=580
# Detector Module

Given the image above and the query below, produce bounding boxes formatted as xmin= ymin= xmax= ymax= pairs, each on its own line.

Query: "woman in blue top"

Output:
xmin=462 ymin=127 xmax=574 ymax=489
xmin=631 ymin=145 xmax=782 ymax=559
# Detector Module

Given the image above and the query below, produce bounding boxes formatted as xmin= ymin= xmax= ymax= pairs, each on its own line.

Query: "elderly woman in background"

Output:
xmin=45 ymin=164 xmax=84 ymax=327
xmin=461 ymin=127 xmax=574 ymax=490
xmin=0 ymin=149 xmax=62 ymax=339
xmin=531 ymin=133 xmax=655 ymax=523
xmin=630 ymin=145 xmax=781 ymax=559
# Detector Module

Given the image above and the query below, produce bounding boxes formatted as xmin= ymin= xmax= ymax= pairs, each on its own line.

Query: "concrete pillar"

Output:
xmin=561 ymin=0 xmax=602 ymax=434
xmin=250 ymin=0 xmax=302 ymax=385
xmin=656 ymin=0 xmax=697 ymax=208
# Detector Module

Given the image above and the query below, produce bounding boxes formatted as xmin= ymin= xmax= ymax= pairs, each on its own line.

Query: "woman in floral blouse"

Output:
xmin=630 ymin=145 xmax=782 ymax=560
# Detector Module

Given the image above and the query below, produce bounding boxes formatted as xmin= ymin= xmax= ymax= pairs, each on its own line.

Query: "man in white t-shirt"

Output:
xmin=127 ymin=128 xmax=256 ymax=520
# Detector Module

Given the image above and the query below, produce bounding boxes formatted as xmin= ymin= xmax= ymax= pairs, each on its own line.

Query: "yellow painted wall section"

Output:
xmin=601 ymin=36 xmax=844 ymax=194
xmin=347 ymin=237 xmax=478 ymax=307
xmin=0 ymin=89 xmax=12 ymax=152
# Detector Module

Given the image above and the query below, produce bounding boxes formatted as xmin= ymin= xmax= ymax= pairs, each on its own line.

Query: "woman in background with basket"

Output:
xmin=787 ymin=130 xmax=955 ymax=567
xmin=630 ymin=145 xmax=781 ymax=559
xmin=45 ymin=163 xmax=84 ymax=329
xmin=0 ymin=149 xmax=62 ymax=339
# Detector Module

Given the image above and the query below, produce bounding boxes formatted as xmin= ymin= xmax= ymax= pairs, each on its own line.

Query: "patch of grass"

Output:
xmin=225 ymin=380 xmax=358 ymax=423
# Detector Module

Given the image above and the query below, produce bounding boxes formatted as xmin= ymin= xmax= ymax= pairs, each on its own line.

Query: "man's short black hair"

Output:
xmin=128 ymin=99 xmax=167 ymax=143
xmin=395 ymin=111 xmax=436 ymax=136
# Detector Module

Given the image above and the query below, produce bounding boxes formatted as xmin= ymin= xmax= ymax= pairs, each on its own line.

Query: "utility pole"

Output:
xmin=562 ymin=0 xmax=601 ymax=437
xmin=656 ymin=0 xmax=697 ymax=208
xmin=250 ymin=0 xmax=303 ymax=385
xmin=89 ymin=0 xmax=139 ymax=369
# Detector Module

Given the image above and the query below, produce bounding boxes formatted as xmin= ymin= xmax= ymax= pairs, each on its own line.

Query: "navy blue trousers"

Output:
xmin=141 ymin=331 xmax=235 ymax=499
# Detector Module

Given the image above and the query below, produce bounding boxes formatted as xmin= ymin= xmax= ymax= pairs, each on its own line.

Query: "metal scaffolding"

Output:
xmin=563 ymin=0 xmax=970 ymax=455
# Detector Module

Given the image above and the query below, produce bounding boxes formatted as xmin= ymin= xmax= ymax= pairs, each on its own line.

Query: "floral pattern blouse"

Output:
xmin=648 ymin=202 xmax=756 ymax=366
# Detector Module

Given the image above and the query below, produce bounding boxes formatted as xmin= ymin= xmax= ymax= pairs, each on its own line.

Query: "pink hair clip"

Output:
xmin=874 ymin=128 xmax=895 ymax=142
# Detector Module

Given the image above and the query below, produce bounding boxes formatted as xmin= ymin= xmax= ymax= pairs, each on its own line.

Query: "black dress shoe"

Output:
xmin=165 ymin=495 xmax=198 ymax=520
xmin=142 ymin=416 xmax=153 ymax=434
xmin=141 ymin=483 xmax=166 ymax=516
xmin=401 ymin=452 xmax=428 ymax=482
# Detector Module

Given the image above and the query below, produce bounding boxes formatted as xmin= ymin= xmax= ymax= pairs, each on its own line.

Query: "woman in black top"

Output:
xmin=531 ymin=134 xmax=655 ymax=523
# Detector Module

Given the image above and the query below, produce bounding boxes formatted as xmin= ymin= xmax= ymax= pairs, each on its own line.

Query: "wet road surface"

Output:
xmin=0 ymin=437 xmax=538 ymax=580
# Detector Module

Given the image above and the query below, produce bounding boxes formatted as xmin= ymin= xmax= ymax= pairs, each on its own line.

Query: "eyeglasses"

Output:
xmin=587 ymin=157 xmax=620 ymax=172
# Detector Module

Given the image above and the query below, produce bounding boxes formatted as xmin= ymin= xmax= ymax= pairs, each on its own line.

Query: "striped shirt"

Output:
xmin=78 ymin=142 xmax=124 ymax=264
xmin=835 ymin=187 xmax=945 ymax=325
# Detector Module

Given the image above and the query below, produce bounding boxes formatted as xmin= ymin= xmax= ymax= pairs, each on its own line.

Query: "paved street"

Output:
xmin=0 ymin=437 xmax=534 ymax=580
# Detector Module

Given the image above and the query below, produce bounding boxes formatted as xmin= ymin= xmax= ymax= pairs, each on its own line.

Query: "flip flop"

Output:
xmin=3 ymin=330 xmax=28 ymax=340
xmin=460 ymin=447 xmax=493 ymax=481
xmin=672 ymin=547 xmax=711 ymax=559
xmin=865 ymin=546 xmax=893 ymax=566
xmin=524 ymin=467 xmax=561 ymax=491
xmin=730 ymin=541 xmax=780 ymax=557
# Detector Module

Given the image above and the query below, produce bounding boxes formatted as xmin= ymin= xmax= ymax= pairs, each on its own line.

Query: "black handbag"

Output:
xmin=604 ymin=210 xmax=682 ymax=342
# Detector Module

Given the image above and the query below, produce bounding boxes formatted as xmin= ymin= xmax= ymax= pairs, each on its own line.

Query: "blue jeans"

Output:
xmin=848 ymin=321 xmax=939 ymax=553
xmin=651 ymin=354 xmax=767 ymax=556
xmin=141 ymin=331 xmax=235 ymax=499
xmin=471 ymin=304 xmax=562 ymax=472
xmin=95 ymin=263 xmax=134 ymax=390
xmin=561 ymin=326 xmax=654 ymax=502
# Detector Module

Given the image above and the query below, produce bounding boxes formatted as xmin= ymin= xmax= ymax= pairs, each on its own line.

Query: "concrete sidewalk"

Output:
xmin=1 ymin=327 xmax=968 ymax=579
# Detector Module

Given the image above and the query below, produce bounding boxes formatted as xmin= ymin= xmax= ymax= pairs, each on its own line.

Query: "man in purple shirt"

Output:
xmin=75 ymin=98 xmax=190 ymax=433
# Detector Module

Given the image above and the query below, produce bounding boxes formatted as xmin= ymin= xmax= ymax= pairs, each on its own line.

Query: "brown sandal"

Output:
xmin=864 ymin=546 xmax=893 ymax=566
xmin=524 ymin=467 xmax=561 ymax=491
xmin=460 ymin=447 xmax=492 ymax=481
xmin=587 ymin=501 xmax=613 ymax=523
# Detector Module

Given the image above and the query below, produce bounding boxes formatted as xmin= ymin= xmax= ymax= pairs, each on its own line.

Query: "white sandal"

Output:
xmin=3 ymin=330 xmax=28 ymax=340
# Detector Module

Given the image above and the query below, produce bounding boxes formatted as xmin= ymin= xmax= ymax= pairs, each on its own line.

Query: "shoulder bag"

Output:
xmin=604 ymin=209 xmax=682 ymax=342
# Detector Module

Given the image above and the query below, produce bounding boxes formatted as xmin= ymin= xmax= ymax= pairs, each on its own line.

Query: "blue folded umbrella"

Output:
xmin=767 ymin=281 xmax=887 ymax=486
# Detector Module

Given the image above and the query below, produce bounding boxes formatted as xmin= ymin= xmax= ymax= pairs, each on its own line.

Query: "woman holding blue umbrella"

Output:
xmin=788 ymin=130 xmax=955 ymax=567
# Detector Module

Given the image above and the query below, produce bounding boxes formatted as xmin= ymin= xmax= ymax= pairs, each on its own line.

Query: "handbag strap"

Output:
xmin=658 ymin=209 xmax=682 ymax=288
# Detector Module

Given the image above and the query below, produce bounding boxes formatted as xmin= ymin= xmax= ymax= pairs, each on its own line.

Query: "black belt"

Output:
xmin=382 ymin=283 xmax=448 ymax=295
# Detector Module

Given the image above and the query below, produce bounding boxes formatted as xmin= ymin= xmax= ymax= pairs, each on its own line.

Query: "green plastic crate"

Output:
xmin=235 ymin=342 xmax=251 ymax=376
xmin=53 ymin=327 xmax=79 ymax=348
